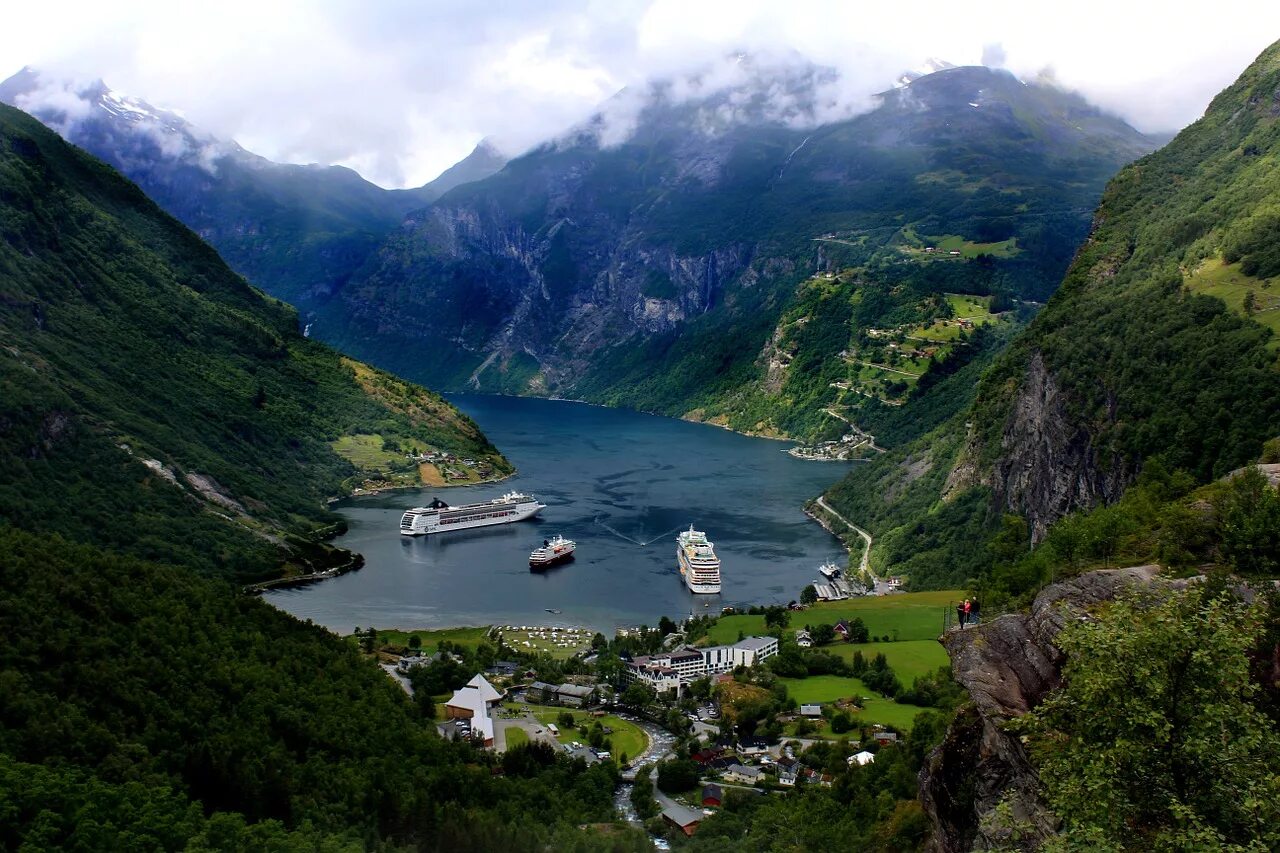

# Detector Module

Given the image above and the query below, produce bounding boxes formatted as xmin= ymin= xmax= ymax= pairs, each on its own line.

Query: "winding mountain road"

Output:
xmin=814 ymin=496 xmax=874 ymax=578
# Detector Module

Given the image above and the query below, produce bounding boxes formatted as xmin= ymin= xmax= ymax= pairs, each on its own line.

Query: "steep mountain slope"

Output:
xmin=0 ymin=101 xmax=642 ymax=851
xmin=825 ymin=39 xmax=1280 ymax=588
xmin=0 ymin=102 xmax=508 ymax=580
xmin=315 ymin=62 xmax=1155 ymax=435
xmin=0 ymin=68 xmax=504 ymax=309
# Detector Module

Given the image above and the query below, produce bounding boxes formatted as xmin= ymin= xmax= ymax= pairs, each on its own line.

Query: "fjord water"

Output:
xmin=266 ymin=395 xmax=851 ymax=633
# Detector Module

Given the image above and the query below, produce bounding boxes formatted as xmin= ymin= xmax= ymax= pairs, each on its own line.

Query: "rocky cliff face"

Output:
xmin=946 ymin=351 xmax=1136 ymax=541
xmin=920 ymin=565 xmax=1161 ymax=851
xmin=937 ymin=40 xmax=1280 ymax=545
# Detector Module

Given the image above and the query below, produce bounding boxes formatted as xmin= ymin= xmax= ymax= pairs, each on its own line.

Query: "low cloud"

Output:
xmin=2 ymin=1 xmax=1278 ymax=188
xmin=13 ymin=75 xmax=226 ymax=174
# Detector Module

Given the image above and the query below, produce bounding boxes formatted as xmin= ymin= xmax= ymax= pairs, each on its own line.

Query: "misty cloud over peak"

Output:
xmin=3 ymin=1 xmax=1277 ymax=188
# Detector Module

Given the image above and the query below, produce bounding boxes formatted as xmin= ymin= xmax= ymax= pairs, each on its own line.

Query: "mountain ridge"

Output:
xmin=823 ymin=38 xmax=1280 ymax=590
xmin=0 ymin=67 xmax=506 ymax=310
xmin=312 ymin=63 xmax=1158 ymax=442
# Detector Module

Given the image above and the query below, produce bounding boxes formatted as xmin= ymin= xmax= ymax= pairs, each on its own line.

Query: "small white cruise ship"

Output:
xmin=818 ymin=562 xmax=842 ymax=580
xmin=529 ymin=535 xmax=575 ymax=569
xmin=676 ymin=525 xmax=722 ymax=594
xmin=400 ymin=492 xmax=544 ymax=535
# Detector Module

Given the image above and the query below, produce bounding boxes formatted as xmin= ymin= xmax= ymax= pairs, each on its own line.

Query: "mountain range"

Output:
xmin=2 ymin=35 xmax=1280 ymax=853
xmin=0 ymin=67 xmax=506 ymax=310
xmin=307 ymin=60 xmax=1158 ymax=437
xmin=4 ymin=62 xmax=1159 ymax=443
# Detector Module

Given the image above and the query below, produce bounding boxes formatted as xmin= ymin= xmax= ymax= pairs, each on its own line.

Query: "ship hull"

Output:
xmin=677 ymin=545 xmax=722 ymax=594
xmin=400 ymin=500 xmax=543 ymax=535
xmin=529 ymin=552 xmax=575 ymax=571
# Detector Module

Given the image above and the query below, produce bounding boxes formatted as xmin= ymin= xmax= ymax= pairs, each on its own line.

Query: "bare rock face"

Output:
xmin=949 ymin=351 xmax=1136 ymax=542
xmin=920 ymin=565 xmax=1161 ymax=851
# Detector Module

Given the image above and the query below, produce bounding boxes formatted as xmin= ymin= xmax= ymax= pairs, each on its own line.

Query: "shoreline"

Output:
xmin=327 ymin=469 xmax=516 ymax=504
xmin=451 ymin=390 xmax=802 ymax=445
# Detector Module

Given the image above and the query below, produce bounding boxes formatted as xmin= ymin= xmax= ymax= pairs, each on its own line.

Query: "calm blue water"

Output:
xmin=266 ymin=395 xmax=852 ymax=634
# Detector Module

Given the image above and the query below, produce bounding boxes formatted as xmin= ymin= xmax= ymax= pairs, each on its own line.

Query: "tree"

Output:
xmin=412 ymin=690 xmax=435 ymax=720
xmin=1046 ymin=514 xmax=1086 ymax=574
xmin=812 ymin=624 xmax=836 ymax=646
xmin=991 ymin=514 xmax=1030 ymax=565
xmin=847 ymin=618 xmax=870 ymax=644
xmin=622 ymin=682 xmax=655 ymax=709
xmin=830 ymin=712 xmax=852 ymax=734
xmin=800 ymin=584 xmax=818 ymax=605
xmin=1018 ymin=588 xmax=1280 ymax=848
xmin=656 ymin=759 xmax=700 ymax=794
xmin=557 ymin=711 xmax=575 ymax=729
xmin=657 ymin=616 xmax=678 ymax=636
xmin=1084 ymin=505 xmax=1135 ymax=569
xmin=1214 ymin=467 xmax=1280 ymax=576
xmin=630 ymin=767 xmax=659 ymax=819
xmin=1244 ymin=289 xmax=1258 ymax=315
xmin=764 ymin=606 xmax=791 ymax=631
xmin=408 ymin=634 xmax=422 ymax=651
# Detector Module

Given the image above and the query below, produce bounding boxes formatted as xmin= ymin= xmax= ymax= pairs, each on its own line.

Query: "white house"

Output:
xmin=848 ymin=750 xmax=876 ymax=767
xmin=795 ymin=630 xmax=813 ymax=648
xmin=443 ymin=674 xmax=502 ymax=747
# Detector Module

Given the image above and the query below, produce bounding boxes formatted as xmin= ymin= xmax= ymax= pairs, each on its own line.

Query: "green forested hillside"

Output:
xmin=0 ymin=528 xmax=635 ymax=851
xmin=824 ymin=39 xmax=1280 ymax=592
xmin=0 ymin=102 xmax=508 ymax=581
xmin=0 ymin=103 xmax=648 ymax=850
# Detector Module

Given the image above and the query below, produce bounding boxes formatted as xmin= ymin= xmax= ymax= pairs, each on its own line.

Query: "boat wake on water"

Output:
xmin=592 ymin=516 xmax=684 ymax=547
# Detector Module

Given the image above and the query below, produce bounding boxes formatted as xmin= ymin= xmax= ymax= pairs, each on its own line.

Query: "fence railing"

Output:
xmin=941 ymin=600 xmax=1006 ymax=633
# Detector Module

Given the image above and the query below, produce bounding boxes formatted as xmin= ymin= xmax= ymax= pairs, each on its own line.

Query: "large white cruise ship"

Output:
xmin=676 ymin=526 xmax=722 ymax=594
xmin=400 ymin=492 xmax=544 ymax=535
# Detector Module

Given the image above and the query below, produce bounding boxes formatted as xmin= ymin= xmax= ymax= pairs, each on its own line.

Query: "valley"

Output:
xmin=2 ymin=19 xmax=1280 ymax=853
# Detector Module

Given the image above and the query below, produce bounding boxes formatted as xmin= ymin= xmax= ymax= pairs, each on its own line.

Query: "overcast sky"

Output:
xmin=4 ymin=1 xmax=1279 ymax=188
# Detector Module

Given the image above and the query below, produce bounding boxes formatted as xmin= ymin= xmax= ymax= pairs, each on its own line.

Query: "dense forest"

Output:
xmin=0 ymin=529 xmax=642 ymax=851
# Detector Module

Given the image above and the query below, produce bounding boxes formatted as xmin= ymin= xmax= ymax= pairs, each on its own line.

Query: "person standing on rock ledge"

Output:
xmin=955 ymin=601 xmax=966 ymax=629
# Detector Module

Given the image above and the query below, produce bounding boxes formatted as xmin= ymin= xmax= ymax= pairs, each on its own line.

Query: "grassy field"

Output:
xmin=898 ymin=228 xmax=1021 ymax=259
xmin=805 ymin=590 xmax=961 ymax=640
xmin=844 ymin=289 xmax=1007 ymax=403
xmin=932 ymin=234 xmax=1020 ymax=258
xmin=818 ymin=639 xmax=949 ymax=684
xmin=508 ymin=704 xmax=648 ymax=764
xmin=1185 ymin=256 xmax=1280 ymax=346
xmin=497 ymin=625 xmax=592 ymax=660
xmin=778 ymin=676 xmax=931 ymax=731
xmin=504 ymin=726 xmax=529 ymax=749
xmin=330 ymin=433 xmax=406 ymax=470
xmin=705 ymin=591 xmax=961 ymax=646
xmin=359 ymin=624 xmax=588 ymax=660
xmin=361 ymin=625 xmax=493 ymax=652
